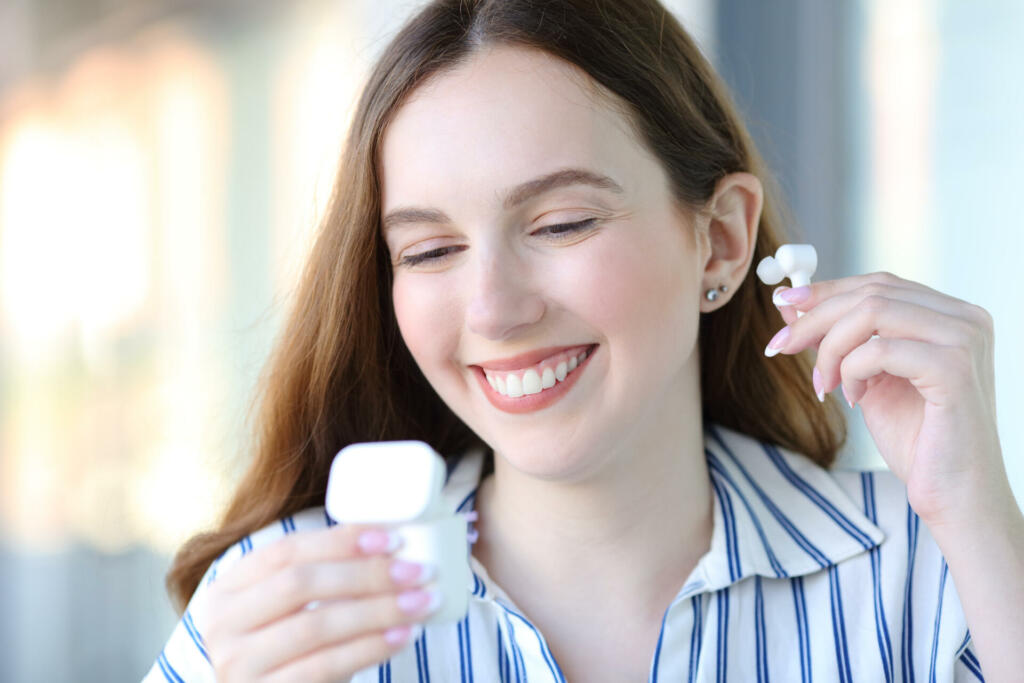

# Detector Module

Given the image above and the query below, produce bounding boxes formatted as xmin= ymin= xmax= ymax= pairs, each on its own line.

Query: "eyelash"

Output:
xmin=397 ymin=218 xmax=598 ymax=268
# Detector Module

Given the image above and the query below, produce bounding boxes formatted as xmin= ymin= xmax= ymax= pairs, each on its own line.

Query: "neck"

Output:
xmin=472 ymin=381 xmax=713 ymax=621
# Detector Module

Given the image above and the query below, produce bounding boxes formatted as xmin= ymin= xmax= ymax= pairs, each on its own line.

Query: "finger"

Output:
xmin=262 ymin=627 xmax=421 ymax=683
xmin=772 ymin=287 xmax=800 ymax=326
xmin=778 ymin=271 xmax=953 ymax=316
xmin=768 ymin=285 xmax=978 ymax=357
xmin=775 ymin=273 xmax=991 ymax=332
xmin=810 ymin=297 xmax=976 ymax=397
xmin=227 ymin=556 xmax=435 ymax=631
xmin=838 ymin=337 xmax=969 ymax=407
xmin=245 ymin=588 xmax=441 ymax=674
xmin=217 ymin=524 xmax=402 ymax=593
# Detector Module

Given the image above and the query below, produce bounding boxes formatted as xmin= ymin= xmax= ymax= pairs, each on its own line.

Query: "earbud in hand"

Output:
xmin=756 ymin=244 xmax=817 ymax=317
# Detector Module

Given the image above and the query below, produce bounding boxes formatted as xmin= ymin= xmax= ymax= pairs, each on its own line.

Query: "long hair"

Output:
xmin=166 ymin=0 xmax=846 ymax=614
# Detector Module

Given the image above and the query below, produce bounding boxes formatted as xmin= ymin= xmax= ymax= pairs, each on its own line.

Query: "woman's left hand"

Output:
xmin=765 ymin=271 xmax=1009 ymax=526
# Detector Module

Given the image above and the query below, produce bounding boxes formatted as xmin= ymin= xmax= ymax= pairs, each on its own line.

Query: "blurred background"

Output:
xmin=0 ymin=0 xmax=1021 ymax=679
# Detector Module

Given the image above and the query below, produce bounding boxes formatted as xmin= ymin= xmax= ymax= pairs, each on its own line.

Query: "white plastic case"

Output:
xmin=325 ymin=441 xmax=470 ymax=624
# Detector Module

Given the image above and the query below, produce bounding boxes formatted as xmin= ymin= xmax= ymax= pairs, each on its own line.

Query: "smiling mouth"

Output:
xmin=480 ymin=346 xmax=592 ymax=397
xmin=470 ymin=343 xmax=598 ymax=414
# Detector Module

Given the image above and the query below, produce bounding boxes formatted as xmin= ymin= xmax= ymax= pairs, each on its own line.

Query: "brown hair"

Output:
xmin=166 ymin=0 xmax=846 ymax=614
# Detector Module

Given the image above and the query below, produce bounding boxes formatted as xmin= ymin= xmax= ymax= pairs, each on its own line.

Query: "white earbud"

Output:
xmin=756 ymin=244 xmax=817 ymax=317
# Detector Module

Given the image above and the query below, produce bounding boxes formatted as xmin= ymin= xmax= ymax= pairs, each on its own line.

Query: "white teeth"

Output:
xmin=522 ymin=369 xmax=542 ymax=395
xmin=482 ymin=346 xmax=596 ymax=399
xmin=555 ymin=361 xmax=567 ymax=382
xmin=505 ymin=373 xmax=524 ymax=398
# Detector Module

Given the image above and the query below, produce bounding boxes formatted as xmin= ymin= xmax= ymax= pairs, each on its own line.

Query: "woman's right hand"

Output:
xmin=203 ymin=524 xmax=440 ymax=682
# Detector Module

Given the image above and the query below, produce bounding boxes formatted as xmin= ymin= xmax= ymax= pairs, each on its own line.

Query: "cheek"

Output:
xmin=392 ymin=275 xmax=462 ymax=369
xmin=558 ymin=227 xmax=697 ymax=342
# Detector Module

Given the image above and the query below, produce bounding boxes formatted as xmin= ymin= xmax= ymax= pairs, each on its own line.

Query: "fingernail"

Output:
xmin=384 ymin=623 xmax=423 ymax=646
xmin=398 ymin=588 xmax=442 ymax=614
xmin=390 ymin=560 xmax=436 ymax=584
xmin=358 ymin=529 xmax=401 ymax=554
xmin=841 ymin=384 xmax=854 ymax=409
xmin=812 ymin=367 xmax=824 ymax=402
xmin=774 ymin=285 xmax=810 ymax=305
xmin=764 ymin=326 xmax=790 ymax=357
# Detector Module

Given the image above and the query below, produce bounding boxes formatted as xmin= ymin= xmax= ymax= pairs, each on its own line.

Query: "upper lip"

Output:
xmin=471 ymin=344 xmax=595 ymax=372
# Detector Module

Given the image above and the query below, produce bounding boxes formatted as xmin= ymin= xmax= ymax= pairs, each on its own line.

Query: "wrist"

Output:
xmin=922 ymin=480 xmax=1024 ymax=542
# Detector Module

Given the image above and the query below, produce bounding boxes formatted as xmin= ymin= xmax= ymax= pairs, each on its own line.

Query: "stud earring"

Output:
xmin=704 ymin=284 xmax=729 ymax=302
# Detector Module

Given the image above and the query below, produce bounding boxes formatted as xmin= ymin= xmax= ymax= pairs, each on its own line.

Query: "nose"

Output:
xmin=465 ymin=249 xmax=545 ymax=341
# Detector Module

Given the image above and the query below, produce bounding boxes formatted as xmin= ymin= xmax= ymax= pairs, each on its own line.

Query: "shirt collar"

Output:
xmin=441 ymin=422 xmax=886 ymax=604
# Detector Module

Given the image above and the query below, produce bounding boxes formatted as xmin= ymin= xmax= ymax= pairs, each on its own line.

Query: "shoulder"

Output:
xmin=140 ymin=506 xmax=335 ymax=682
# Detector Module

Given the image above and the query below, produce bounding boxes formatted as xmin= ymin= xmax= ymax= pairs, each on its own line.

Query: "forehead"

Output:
xmin=378 ymin=45 xmax=644 ymax=215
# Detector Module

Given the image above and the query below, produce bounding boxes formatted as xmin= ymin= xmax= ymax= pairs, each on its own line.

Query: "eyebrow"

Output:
xmin=380 ymin=167 xmax=625 ymax=234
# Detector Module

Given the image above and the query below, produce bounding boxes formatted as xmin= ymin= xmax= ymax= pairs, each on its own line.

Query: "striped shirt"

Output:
xmin=142 ymin=423 xmax=985 ymax=682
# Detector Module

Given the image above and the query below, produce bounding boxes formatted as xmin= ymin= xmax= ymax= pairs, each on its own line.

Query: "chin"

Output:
xmin=486 ymin=428 xmax=614 ymax=483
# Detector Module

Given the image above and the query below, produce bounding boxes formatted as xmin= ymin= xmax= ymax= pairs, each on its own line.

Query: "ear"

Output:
xmin=697 ymin=172 xmax=763 ymax=312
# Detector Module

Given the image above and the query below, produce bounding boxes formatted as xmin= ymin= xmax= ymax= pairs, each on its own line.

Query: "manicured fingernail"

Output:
xmin=774 ymin=285 xmax=811 ymax=305
xmin=764 ymin=326 xmax=790 ymax=357
xmin=398 ymin=588 xmax=442 ymax=614
xmin=812 ymin=367 xmax=824 ymax=402
xmin=384 ymin=623 xmax=423 ymax=646
xmin=358 ymin=529 xmax=401 ymax=554
xmin=390 ymin=560 xmax=435 ymax=584
xmin=841 ymin=384 xmax=854 ymax=409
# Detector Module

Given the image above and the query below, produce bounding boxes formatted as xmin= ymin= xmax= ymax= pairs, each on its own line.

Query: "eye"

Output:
xmin=395 ymin=218 xmax=599 ymax=269
xmin=532 ymin=218 xmax=599 ymax=239
xmin=397 ymin=245 xmax=466 ymax=267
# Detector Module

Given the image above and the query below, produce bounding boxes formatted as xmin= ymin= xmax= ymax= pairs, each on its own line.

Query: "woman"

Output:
xmin=144 ymin=0 xmax=1022 ymax=681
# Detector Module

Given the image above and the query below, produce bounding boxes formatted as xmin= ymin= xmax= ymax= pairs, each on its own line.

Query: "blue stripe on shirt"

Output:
xmin=715 ymin=587 xmax=730 ymax=683
xmin=502 ymin=611 xmax=526 ymax=683
xmin=502 ymin=602 xmax=564 ymax=682
xmin=464 ymin=613 xmax=475 ymax=682
xmin=754 ymin=575 xmax=768 ymax=683
xmin=420 ymin=628 xmax=432 ymax=682
xmin=157 ymin=651 xmax=185 ymax=683
xmin=902 ymin=504 xmax=921 ymax=683
xmin=496 ymin=619 xmax=507 ymax=683
xmin=862 ymin=472 xmax=894 ymax=683
xmin=649 ymin=604 xmax=669 ymax=682
xmin=456 ymin=489 xmax=477 ymax=513
xmin=928 ymin=560 xmax=949 ymax=683
xmin=707 ymin=452 xmax=787 ymax=577
xmin=415 ymin=627 xmax=426 ymax=682
xmin=960 ymin=647 xmax=985 ymax=681
xmin=791 ymin=576 xmax=811 ymax=683
xmin=689 ymin=594 xmax=703 ymax=683
xmin=708 ymin=428 xmax=832 ymax=568
xmin=181 ymin=609 xmax=210 ymax=663
xmin=761 ymin=443 xmax=875 ymax=549
xmin=458 ymin=614 xmax=468 ymax=683
xmin=709 ymin=471 xmax=741 ymax=581
xmin=828 ymin=564 xmax=853 ymax=683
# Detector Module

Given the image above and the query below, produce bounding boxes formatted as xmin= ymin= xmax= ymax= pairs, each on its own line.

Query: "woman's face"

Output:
xmin=380 ymin=45 xmax=709 ymax=480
